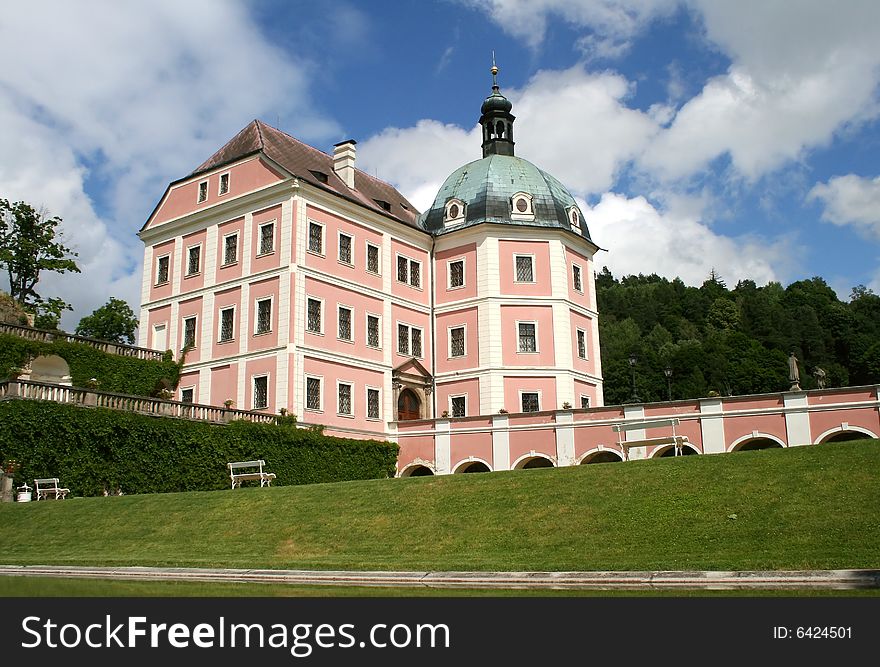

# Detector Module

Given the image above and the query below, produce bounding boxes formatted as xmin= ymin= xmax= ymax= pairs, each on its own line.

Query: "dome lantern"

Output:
xmin=480 ymin=58 xmax=515 ymax=157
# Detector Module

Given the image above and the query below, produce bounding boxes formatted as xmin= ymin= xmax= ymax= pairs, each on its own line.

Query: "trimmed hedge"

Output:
xmin=0 ymin=400 xmax=398 ymax=495
xmin=0 ymin=334 xmax=180 ymax=397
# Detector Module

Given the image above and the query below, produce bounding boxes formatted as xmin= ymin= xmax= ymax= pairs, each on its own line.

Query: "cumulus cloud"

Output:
xmin=808 ymin=174 xmax=880 ymax=239
xmin=0 ymin=1 xmax=337 ymax=328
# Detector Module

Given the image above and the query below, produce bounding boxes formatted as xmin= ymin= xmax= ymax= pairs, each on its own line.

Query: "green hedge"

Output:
xmin=0 ymin=400 xmax=398 ymax=495
xmin=0 ymin=334 xmax=180 ymax=397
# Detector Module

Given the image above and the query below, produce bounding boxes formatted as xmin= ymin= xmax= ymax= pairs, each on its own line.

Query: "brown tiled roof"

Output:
xmin=192 ymin=120 xmax=421 ymax=229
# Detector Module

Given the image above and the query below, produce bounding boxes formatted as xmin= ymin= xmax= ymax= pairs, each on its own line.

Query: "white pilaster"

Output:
xmin=623 ymin=404 xmax=647 ymax=459
xmin=435 ymin=418 xmax=451 ymax=475
xmin=783 ymin=392 xmax=811 ymax=447
xmin=492 ymin=413 xmax=510 ymax=470
xmin=204 ymin=224 xmax=218 ymax=289
xmin=699 ymin=398 xmax=726 ymax=454
xmin=555 ymin=410 xmax=575 ymax=467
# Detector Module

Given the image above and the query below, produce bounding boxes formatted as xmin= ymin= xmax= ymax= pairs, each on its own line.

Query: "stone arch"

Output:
xmin=729 ymin=433 xmax=786 ymax=452
xmin=452 ymin=458 xmax=492 ymax=474
xmin=511 ymin=453 xmax=555 ymax=470
xmin=651 ymin=443 xmax=700 ymax=458
xmin=28 ymin=355 xmax=72 ymax=386
xmin=578 ymin=448 xmax=624 ymax=464
xmin=814 ymin=425 xmax=877 ymax=444
xmin=399 ymin=462 xmax=436 ymax=478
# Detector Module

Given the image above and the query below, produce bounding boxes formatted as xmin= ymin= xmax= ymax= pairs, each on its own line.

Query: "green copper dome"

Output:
xmin=418 ymin=154 xmax=593 ymax=241
xmin=481 ymin=89 xmax=513 ymax=115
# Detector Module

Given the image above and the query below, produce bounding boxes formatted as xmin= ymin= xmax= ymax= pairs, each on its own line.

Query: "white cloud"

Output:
xmin=0 ymin=1 xmax=336 ymax=328
xmin=584 ymin=192 xmax=797 ymax=286
xmin=808 ymin=174 xmax=880 ymax=239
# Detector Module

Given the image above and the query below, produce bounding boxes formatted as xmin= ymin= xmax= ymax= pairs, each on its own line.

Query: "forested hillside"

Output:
xmin=596 ymin=269 xmax=880 ymax=405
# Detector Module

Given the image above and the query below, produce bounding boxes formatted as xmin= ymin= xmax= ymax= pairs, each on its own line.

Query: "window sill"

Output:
xmin=220 ymin=261 xmax=239 ymax=268
xmin=306 ymin=249 xmax=325 ymax=258
xmin=184 ymin=272 xmax=201 ymax=279
xmin=447 ymin=284 xmax=465 ymax=291
xmin=366 ymin=269 xmax=381 ymax=277
xmin=306 ymin=330 xmax=324 ymax=336
xmin=337 ymin=338 xmax=354 ymax=344
xmin=255 ymin=251 xmax=275 ymax=259
xmin=254 ymin=331 xmax=273 ymax=337
xmin=305 ymin=407 xmax=323 ymax=414
xmin=154 ymin=281 xmax=169 ymax=287
xmin=337 ymin=413 xmax=355 ymax=419
xmin=217 ymin=338 xmax=236 ymax=345
xmin=337 ymin=260 xmax=354 ymax=268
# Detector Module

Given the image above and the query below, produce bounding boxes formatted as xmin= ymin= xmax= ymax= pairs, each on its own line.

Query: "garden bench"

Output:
xmin=34 ymin=478 xmax=69 ymax=500
xmin=612 ymin=418 xmax=690 ymax=460
xmin=227 ymin=460 xmax=276 ymax=489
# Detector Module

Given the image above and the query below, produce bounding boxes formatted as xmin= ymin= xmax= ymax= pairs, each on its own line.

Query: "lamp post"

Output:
xmin=664 ymin=367 xmax=673 ymax=402
xmin=628 ymin=354 xmax=640 ymax=403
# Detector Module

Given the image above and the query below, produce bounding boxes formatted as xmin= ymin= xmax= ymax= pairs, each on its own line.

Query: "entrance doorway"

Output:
xmin=397 ymin=388 xmax=421 ymax=421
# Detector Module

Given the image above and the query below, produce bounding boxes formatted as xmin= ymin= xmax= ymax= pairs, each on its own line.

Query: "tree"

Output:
xmin=0 ymin=199 xmax=79 ymax=318
xmin=75 ymin=297 xmax=139 ymax=344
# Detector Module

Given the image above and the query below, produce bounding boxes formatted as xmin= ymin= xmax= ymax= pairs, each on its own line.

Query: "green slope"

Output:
xmin=1 ymin=440 xmax=878 ymax=571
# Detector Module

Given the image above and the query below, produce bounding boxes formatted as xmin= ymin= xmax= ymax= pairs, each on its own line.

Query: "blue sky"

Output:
xmin=1 ymin=1 xmax=879 ymax=328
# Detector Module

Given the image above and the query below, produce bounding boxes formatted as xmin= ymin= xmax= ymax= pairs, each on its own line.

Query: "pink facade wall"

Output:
xmin=251 ymin=204 xmax=282 ymax=274
xmin=149 ymin=240 xmax=175 ymax=302
xmin=180 ymin=229 xmax=207 ymax=294
xmin=435 ymin=308 xmax=480 ymax=373
xmin=391 ymin=238 xmax=430 ymax=305
xmin=573 ymin=379 xmax=598 ymax=408
xmin=503 ymin=376 xmax=557 ymax=414
xmin=216 ymin=216 xmax=245 ymax=284
xmin=498 ymin=240 xmax=551 ymax=297
xmin=508 ymin=426 xmax=557 ymax=465
xmin=301 ymin=356 xmax=386 ymax=432
xmin=209 ymin=363 xmax=238 ymax=408
xmin=177 ymin=296 xmax=203 ymax=363
xmin=724 ymin=413 xmax=788 ymax=447
xmin=565 ymin=246 xmax=593 ymax=311
xmin=177 ymin=371 xmax=200 ymax=403
xmin=500 ymin=304 xmax=555 ymax=366
xmin=244 ymin=356 xmax=278 ymax=413
xmin=450 ymin=432 xmax=494 ymax=471
xmin=212 ymin=286 xmax=242 ymax=360
xmin=397 ymin=435 xmax=436 ymax=471
xmin=809 ymin=408 xmax=879 ymax=442
xmin=570 ymin=310 xmax=595 ymax=375
xmin=148 ymin=157 xmax=283 ymax=227
xmin=249 ymin=276 xmax=281 ymax=351
xmin=304 ymin=205 xmax=384 ymax=293
xmin=147 ymin=305 xmax=171 ymax=352
xmin=435 ymin=243 xmax=478 ymax=304
xmin=392 ymin=303 xmax=432 ymax=367
xmin=304 ymin=276 xmax=385 ymax=364
xmin=436 ymin=377 xmax=481 ymax=418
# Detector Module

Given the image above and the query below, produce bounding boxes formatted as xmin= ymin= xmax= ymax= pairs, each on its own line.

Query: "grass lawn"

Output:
xmin=0 ymin=440 xmax=877 ymax=572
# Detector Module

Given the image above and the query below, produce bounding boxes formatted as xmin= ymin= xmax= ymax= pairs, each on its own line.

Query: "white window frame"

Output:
xmin=338 ymin=231 xmax=354 ymax=267
xmin=514 ymin=254 xmax=536 ymax=284
xmin=222 ymin=232 xmax=239 ymax=266
xmin=152 ymin=323 xmax=167 ymax=350
xmin=447 ymin=258 xmax=466 ymax=290
xmin=217 ymin=305 xmax=236 ymax=343
xmin=185 ymin=244 xmax=201 ymax=277
xmin=576 ymin=328 xmax=587 ymax=360
xmin=155 ymin=254 xmax=170 ymax=286
xmin=397 ymin=322 xmax=423 ymax=358
xmin=182 ymin=315 xmax=198 ymax=351
xmin=580 ymin=394 xmax=591 ymax=409
xmin=449 ymin=394 xmax=467 ymax=418
xmin=306 ymin=296 xmax=324 ymax=335
xmin=568 ymin=206 xmax=582 ymax=233
xmin=307 ymin=220 xmax=325 ymax=256
xmin=448 ymin=325 xmax=466 ymax=359
xmin=197 ymin=180 xmax=208 ymax=203
xmin=510 ymin=192 xmax=535 ymax=220
xmin=365 ymin=242 xmax=381 ymax=275
xmin=257 ymin=221 xmax=275 ymax=256
xmin=444 ymin=198 xmax=466 ymax=226
xmin=516 ymin=320 xmax=539 ymax=354
xmin=519 ymin=390 xmax=541 ymax=413
xmin=396 ymin=254 xmax=422 ymax=289
xmin=218 ymin=172 xmax=230 ymax=196
xmin=366 ymin=385 xmax=381 ymax=421
xmin=252 ymin=374 xmax=270 ymax=410
xmin=305 ymin=375 xmax=323 ymax=413
xmin=337 ymin=304 xmax=354 ymax=342
xmin=336 ymin=380 xmax=354 ymax=417
xmin=254 ymin=296 xmax=273 ymax=336
xmin=572 ymin=263 xmax=583 ymax=293
xmin=366 ymin=312 xmax=381 ymax=349
xmin=180 ymin=386 xmax=196 ymax=404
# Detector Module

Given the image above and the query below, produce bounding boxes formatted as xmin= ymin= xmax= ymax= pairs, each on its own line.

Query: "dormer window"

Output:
xmin=568 ymin=206 xmax=582 ymax=234
xmin=309 ymin=170 xmax=329 ymax=184
xmin=510 ymin=192 xmax=534 ymax=221
xmin=444 ymin=198 xmax=466 ymax=226
xmin=374 ymin=199 xmax=392 ymax=212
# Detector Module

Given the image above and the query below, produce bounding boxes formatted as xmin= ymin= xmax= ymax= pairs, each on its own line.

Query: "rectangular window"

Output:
xmin=367 ymin=387 xmax=380 ymax=420
xmin=572 ymin=264 xmax=583 ymax=292
xmin=259 ymin=222 xmax=275 ymax=255
xmin=198 ymin=181 xmax=208 ymax=203
xmin=308 ymin=221 xmax=323 ymax=254
xmin=255 ymin=298 xmax=272 ymax=335
xmin=411 ymin=327 xmax=422 ymax=358
xmin=219 ymin=307 xmax=234 ymax=342
xmin=396 ymin=255 xmax=421 ymax=287
xmin=183 ymin=316 xmax=197 ymax=350
xmin=156 ymin=255 xmax=170 ymax=285
xmin=253 ymin=376 xmax=268 ymax=410
xmin=367 ymin=314 xmax=380 ymax=348
xmin=449 ymin=259 xmax=464 ymax=289
xmin=306 ymin=376 xmax=322 ymax=411
xmin=186 ymin=246 xmax=201 ymax=276
xmin=367 ymin=243 xmax=380 ymax=274
xmin=450 ymin=326 xmax=465 ymax=357
xmin=397 ymin=323 xmax=422 ymax=357
xmin=338 ymin=232 xmax=353 ymax=265
xmin=338 ymin=382 xmax=353 ymax=416
xmin=518 ymin=322 xmax=537 ymax=353
xmin=451 ymin=395 xmax=466 ymax=418
xmin=521 ymin=392 xmax=540 ymax=413
xmin=180 ymin=387 xmax=194 ymax=404
xmin=580 ymin=395 xmax=590 ymax=409
xmin=409 ymin=260 xmax=421 ymax=288
xmin=397 ymin=323 xmax=409 ymax=356
xmin=218 ymin=173 xmax=229 ymax=195
xmin=515 ymin=255 xmax=534 ymax=283
xmin=397 ymin=255 xmax=408 ymax=283
xmin=577 ymin=329 xmax=587 ymax=359
xmin=223 ymin=234 xmax=238 ymax=265
xmin=307 ymin=298 xmax=322 ymax=333
xmin=338 ymin=305 xmax=352 ymax=341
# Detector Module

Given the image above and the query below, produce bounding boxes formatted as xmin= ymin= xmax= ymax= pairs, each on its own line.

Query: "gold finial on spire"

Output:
xmin=491 ymin=51 xmax=499 ymax=86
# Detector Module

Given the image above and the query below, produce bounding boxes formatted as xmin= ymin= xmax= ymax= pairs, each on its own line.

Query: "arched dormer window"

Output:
xmin=510 ymin=192 xmax=534 ymax=221
xmin=568 ymin=206 xmax=582 ymax=234
xmin=445 ymin=198 xmax=466 ymax=226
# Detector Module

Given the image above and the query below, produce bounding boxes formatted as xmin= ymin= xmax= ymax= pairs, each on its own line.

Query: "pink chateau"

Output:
xmin=140 ymin=72 xmax=879 ymax=476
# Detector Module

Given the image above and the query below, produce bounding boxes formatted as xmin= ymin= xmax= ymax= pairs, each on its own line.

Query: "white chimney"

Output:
xmin=332 ymin=140 xmax=357 ymax=189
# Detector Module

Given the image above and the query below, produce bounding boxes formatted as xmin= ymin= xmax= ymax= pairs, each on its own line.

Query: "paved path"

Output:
xmin=1 ymin=565 xmax=878 ymax=590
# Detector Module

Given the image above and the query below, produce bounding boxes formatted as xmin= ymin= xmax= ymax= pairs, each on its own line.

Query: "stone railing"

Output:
xmin=0 ymin=322 xmax=166 ymax=362
xmin=0 ymin=379 xmax=277 ymax=425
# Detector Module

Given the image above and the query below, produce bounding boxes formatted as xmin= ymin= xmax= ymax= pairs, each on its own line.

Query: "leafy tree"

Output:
xmin=0 ymin=199 xmax=79 ymax=319
xmin=75 ymin=297 xmax=139 ymax=344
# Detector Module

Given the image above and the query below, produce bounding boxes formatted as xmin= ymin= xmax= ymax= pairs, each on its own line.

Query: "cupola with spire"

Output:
xmin=480 ymin=58 xmax=515 ymax=157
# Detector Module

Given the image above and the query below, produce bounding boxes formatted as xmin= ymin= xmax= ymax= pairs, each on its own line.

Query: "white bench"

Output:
xmin=612 ymin=418 xmax=690 ymax=460
xmin=34 ymin=478 xmax=69 ymax=500
xmin=227 ymin=460 xmax=276 ymax=489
